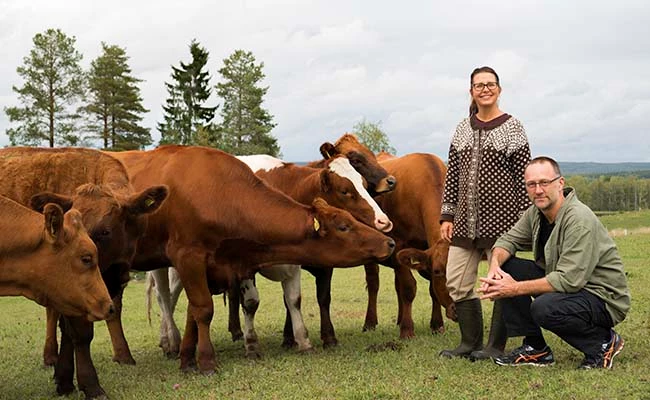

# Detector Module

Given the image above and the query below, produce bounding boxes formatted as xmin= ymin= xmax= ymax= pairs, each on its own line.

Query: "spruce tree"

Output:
xmin=158 ymin=40 xmax=217 ymax=145
xmin=215 ymin=50 xmax=279 ymax=156
xmin=84 ymin=42 xmax=151 ymax=150
xmin=4 ymin=28 xmax=85 ymax=147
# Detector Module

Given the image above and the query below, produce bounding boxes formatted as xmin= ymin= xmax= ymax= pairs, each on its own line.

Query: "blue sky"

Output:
xmin=1 ymin=0 xmax=648 ymax=161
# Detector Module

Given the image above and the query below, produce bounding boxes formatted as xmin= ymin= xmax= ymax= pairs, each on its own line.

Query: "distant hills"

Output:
xmin=294 ymin=160 xmax=650 ymax=177
xmin=559 ymin=162 xmax=650 ymax=177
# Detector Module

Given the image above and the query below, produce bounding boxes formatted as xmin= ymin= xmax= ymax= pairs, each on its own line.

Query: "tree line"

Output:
xmin=4 ymin=29 xmax=279 ymax=155
xmin=565 ymin=174 xmax=650 ymax=212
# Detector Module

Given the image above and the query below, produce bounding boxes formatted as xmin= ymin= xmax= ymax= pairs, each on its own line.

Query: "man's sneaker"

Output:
xmin=493 ymin=344 xmax=555 ymax=367
xmin=579 ymin=330 xmax=625 ymax=370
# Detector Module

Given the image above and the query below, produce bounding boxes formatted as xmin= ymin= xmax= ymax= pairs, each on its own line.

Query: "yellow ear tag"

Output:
xmin=145 ymin=198 xmax=155 ymax=207
xmin=313 ymin=217 xmax=320 ymax=232
xmin=410 ymin=257 xmax=420 ymax=265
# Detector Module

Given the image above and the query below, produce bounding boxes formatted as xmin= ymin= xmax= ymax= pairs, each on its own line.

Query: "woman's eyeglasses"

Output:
xmin=525 ymin=176 xmax=561 ymax=190
xmin=471 ymin=82 xmax=499 ymax=91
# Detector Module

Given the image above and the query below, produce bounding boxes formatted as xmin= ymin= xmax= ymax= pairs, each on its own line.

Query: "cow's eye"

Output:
xmin=337 ymin=224 xmax=350 ymax=232
xmin=81 ymin=255 xmax=94 ymax=267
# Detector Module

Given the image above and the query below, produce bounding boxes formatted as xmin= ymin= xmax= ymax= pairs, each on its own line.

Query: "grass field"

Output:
xmin=1 ymin=211 xmax=649 ymax=399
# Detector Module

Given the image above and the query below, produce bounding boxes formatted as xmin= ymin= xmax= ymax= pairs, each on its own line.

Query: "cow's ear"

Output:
xmin=319 ymin=170 xmax=332 ymax=192
xmin=319 ymin=142 xmax=338 ymax=160
xmin=43 ymin=203 xmax=65 ymax=243
xmin=396 ymin=248 xmax=429 ymax=271
xmin=125 ymin=185 xmax=169 ymax=216
xmin=30 ymin=192 xmax=73 ymax=213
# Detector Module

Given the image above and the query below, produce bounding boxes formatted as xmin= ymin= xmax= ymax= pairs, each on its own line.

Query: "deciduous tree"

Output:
xmin=352 ymin=119 xmax=396 ymax=155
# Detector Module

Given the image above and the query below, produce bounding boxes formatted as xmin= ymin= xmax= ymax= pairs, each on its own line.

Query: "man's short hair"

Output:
xmin=527 ymin=156 xmax=562 ymax=176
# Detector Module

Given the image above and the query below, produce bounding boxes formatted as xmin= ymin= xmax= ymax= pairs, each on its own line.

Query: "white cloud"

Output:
xmin=1 ymin=0 xmax=649 ymax=162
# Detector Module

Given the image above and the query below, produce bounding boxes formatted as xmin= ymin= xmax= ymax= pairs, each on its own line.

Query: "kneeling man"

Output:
xmin=478 ymin=156 xmax=630 ymax=369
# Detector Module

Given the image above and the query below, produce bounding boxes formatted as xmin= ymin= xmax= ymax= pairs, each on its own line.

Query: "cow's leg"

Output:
xmin=151 ymin=268 xmax=182 ymax=358
xmin=43 ymin=307 xmax=60 ymax=366
xmin=106 ymin=289 xmax=136 ymax=364
xmin=282 ymin=269 xmax=313 ymax=352
xmin=179 ymin=304 xmax=199 ymax=372
xmin=282 ymin=303 xmax=297 ymax=348
xmin=305 ymin=266 xmax=337 ymax=348
xmin=432 ymin=274 xmax=456 ymax=322
xmin=166 ymin=267 xmax=184 ymax=356
xmin=73 ymin=321 xmax=106 ymax=399
xmin=59 ymin=316 xmax=106 ymax=400
xmin=172 ymin=247 xmax=217 ymax=374
xmin=363 ymin=263 xmax=380 ymax=331
xmin=54 ymin=316 xmax=75 ymax=396
xmin=228 ymin=283 xmax=243 ymax=341
xmin=240 ymin=278 xmax=262 ymax=358
xmin=429 ymin=278 xmax=445 ymax=334
xmin=395 ymin=265 xmax=417 ymax=339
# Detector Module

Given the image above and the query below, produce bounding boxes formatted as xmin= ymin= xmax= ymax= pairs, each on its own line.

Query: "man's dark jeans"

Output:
xmin=499 ymin=257 xmax=613 ymax=356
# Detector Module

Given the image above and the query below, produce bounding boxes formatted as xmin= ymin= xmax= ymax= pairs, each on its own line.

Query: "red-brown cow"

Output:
xmin=0 ymin=147 xmax=168 ymax=399
xmin=285 ymin=153 xmax=455 ymax=347
xmin=146 ymin=153 xmax=394 ymax=359
xmin=0 ymin=195 xmax=113 ymax=321
xmin=110 ymin=145 xmax=395 ymax=373
xmin=362 ymin=152 xmax=455 ymax=338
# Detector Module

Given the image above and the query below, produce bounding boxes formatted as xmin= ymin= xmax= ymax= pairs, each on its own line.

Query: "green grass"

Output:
xmin=1 ymin=221 xmax=650 ymax=399
xmin=599 ymin=209 xmax=650 ymax=230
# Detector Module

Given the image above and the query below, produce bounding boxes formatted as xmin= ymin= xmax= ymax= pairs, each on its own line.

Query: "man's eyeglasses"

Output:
xmin=525 ymin=176 xmax=561 ymax=190
xmin=471 ymin=82 xmax=499 ymax=91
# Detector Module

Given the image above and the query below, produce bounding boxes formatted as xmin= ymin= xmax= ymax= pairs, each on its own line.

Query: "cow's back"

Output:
xmin=111 ymin=145 xmax=307 ymax=250
xmin=376 ymin=153 xmax=446 ymax=244
xmin=0 ymin=147 xmax=132 ymax=203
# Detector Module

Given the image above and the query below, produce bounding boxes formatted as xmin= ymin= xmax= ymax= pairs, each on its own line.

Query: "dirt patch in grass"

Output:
xmin=365 ymin=341 xmax=403 ymax=352
xmin=609 ymin=227 xmax=650 ymax=237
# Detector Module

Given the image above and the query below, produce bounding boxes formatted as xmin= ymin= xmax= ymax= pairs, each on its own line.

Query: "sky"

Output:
xmin=1 ymin=0 xmax=649 ymax=162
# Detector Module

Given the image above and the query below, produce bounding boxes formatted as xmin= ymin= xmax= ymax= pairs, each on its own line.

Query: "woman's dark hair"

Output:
xmin=469 ymin=66 xmax=500 ymax=116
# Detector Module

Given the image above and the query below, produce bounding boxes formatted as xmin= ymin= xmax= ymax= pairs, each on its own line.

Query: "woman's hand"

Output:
xmin=440 ymin=221 xmax=454 ymax=242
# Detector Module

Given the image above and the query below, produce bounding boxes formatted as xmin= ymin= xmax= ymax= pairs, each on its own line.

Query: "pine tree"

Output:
xmin=158 ymin=40 xmax=217 ymax=145
xmin=215 ymin=50 xmax=279 ymax=156
xmin=4 ymin=28 xmax=85 ymax=147
xmin=83 ymin=42 xmax=151 ymax=150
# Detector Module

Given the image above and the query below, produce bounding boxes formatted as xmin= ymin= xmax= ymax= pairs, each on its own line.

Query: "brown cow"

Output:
xmin=285 ymin=153 xmax=455 ymax=347
xmin=146 ymin=153 xmax=394 ymax=359
xmin=0 ymin=195 xmax=113 ymax=321
xmin=363 ymin=152 xmax=454 ymax=338
xmin=0 ymin=147 xmax=168 ymax=399
xmin=111 ymin=145 xmax=395 ymax=373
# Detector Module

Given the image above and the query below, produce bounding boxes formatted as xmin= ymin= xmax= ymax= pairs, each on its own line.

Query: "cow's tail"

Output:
xmin=145 ymin=271 xmax=155 ymax=326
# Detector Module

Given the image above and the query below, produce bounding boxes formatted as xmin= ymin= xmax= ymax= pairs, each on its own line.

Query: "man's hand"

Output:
xmin=440 ymin=221 xmax=454 ymax=242
xmin=478 ymin=268 xmax=519 ymax=300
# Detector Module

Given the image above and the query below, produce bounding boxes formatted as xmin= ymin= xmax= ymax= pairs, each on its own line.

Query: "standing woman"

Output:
xmin=439 ymin=66 xmax=531 ymax=360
